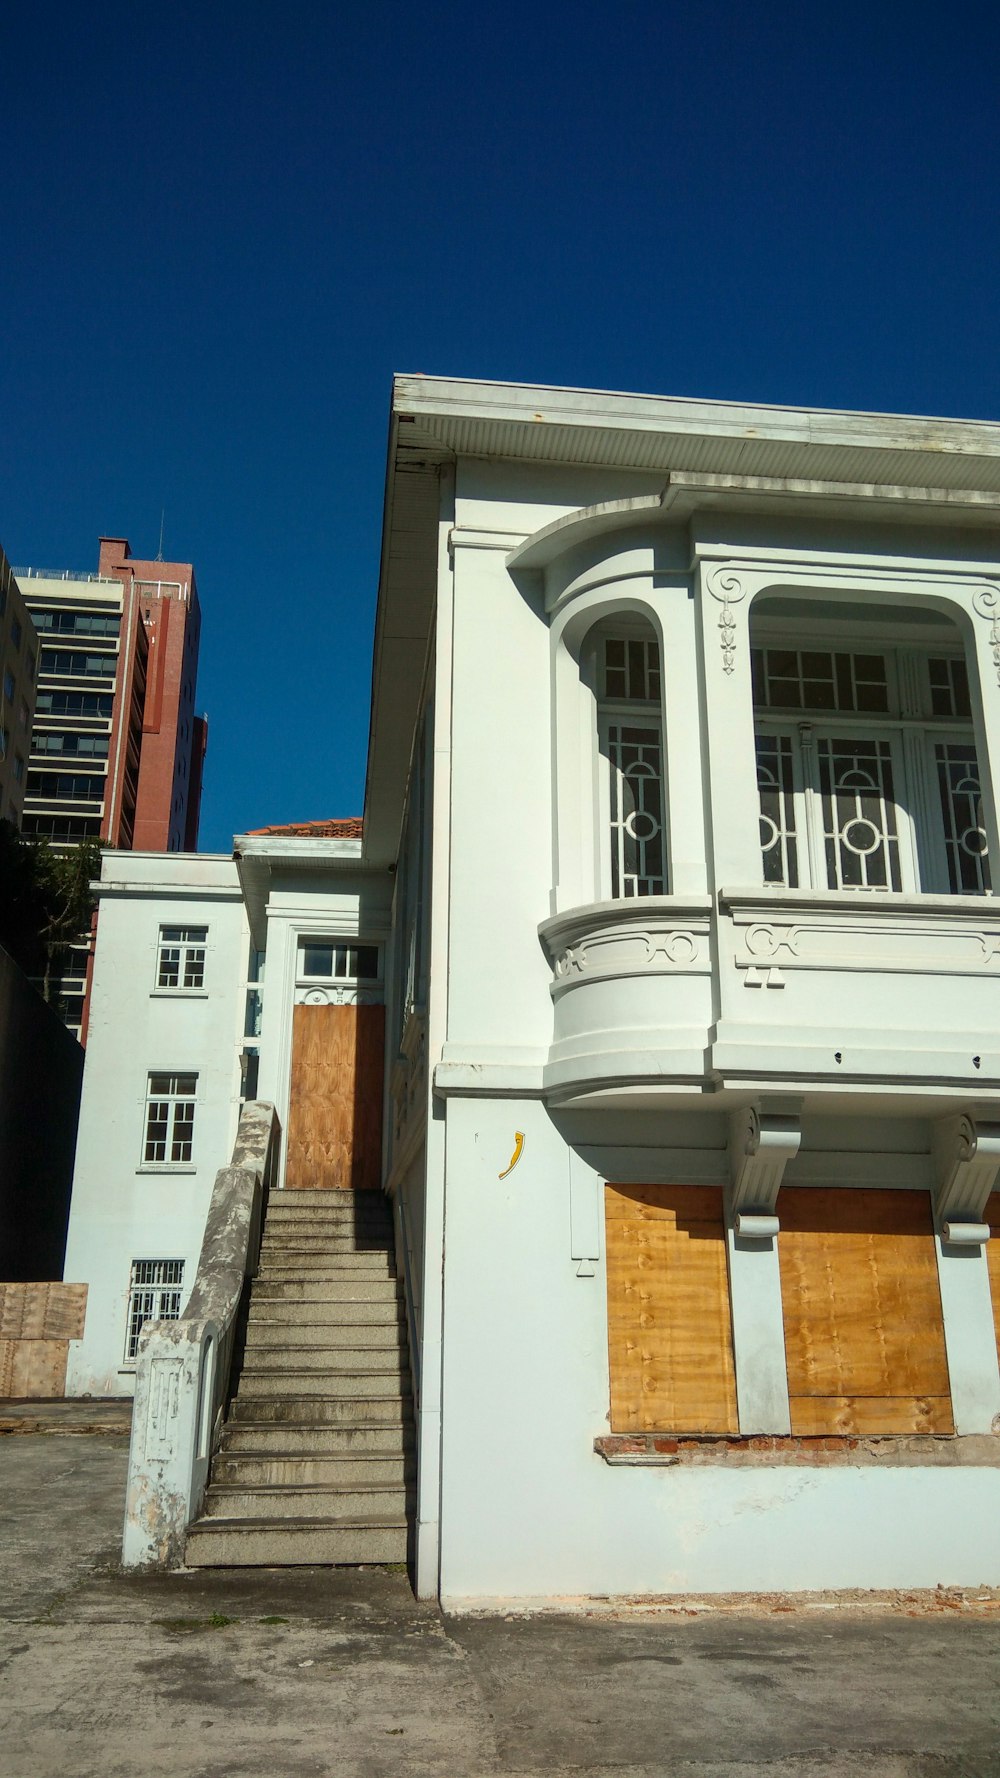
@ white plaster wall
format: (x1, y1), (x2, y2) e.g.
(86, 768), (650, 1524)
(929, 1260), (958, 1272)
(64, 858), (248, 1396)
(436, 1097), (1000, 1602)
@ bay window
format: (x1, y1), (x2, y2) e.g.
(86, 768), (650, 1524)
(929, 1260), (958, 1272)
(752, 626), (990, 896)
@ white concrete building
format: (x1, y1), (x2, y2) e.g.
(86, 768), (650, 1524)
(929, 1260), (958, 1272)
(70, 378), (1000, 1600)
(64, 854), (249, 1395)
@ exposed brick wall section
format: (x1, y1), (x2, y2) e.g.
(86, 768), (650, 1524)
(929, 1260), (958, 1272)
(594, 1433), (1000, 1467)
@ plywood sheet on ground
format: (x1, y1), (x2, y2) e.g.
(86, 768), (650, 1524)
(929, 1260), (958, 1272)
(605, 1184), (737, 1434)
(0, 1340), (70, 1398)
(779, 1187), (953, 1436)
(285, 1004), (384, 1190)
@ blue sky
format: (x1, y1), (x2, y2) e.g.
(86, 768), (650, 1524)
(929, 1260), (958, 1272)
(3, 2), (999, 851)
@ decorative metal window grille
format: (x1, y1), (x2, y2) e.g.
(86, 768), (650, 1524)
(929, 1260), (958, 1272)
(817, 736), (902, 891)
(751, 647), (889, 714)
(935, 742), (991, 894)
(755, 734), (799, 886)
(143, 1074), (197, 1163)
(125, 1258), (184, 1361)
(602, 636), (661, 702)
(157, 927), (207, 989)
(297, 941), (380, 981)
(607, 721), (667, 896)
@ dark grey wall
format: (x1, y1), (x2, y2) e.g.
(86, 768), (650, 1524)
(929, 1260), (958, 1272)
(0, 947), (83, 1280)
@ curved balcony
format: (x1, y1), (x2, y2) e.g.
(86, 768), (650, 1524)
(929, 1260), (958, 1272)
(537, 896), (713, 1102)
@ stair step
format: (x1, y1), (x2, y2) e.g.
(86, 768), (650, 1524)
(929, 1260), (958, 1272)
(231, 1395), (411, 1426)
(213, 1452), (413, 1487)
(220, 1423), (412, 1456)
(265, 1206), (393, 1224)
(240, 1344), (406, 1371)
(185, 1517), (408, 1567)
(203, 1481), (412, 1520)
(267, 1190), (390, 1206)
(245, 1322), (405, 1351)
(251, 1278), (402, 1302)
(248, 1299), (404, 1326)
(258, 1255), (397, 1275)
(237, 1370), (410, 1399)
(262, 1244), (392, 1258)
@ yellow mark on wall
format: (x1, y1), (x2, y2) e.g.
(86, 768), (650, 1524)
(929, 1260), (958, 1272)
(499, 1132), (525, 1179)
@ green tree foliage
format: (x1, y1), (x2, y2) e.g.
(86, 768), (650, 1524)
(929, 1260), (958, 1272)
(0, 820), (102, 998)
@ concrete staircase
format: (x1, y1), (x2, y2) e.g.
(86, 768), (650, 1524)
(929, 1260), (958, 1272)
(185, 1189), (414, 1566)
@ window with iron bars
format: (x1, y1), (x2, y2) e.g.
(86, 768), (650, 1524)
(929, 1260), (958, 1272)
(124, 1258), (185, 1361)
(598, 634), (667, 897)
(143, 1073), (197, 1163)
(156, 926), (207, 990)
(753, 644), (991, 897)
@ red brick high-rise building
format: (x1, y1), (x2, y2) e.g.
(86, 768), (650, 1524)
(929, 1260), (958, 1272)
(97, 537), (207, 852)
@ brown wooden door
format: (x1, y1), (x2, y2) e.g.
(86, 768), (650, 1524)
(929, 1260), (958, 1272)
(284, 1003), (385, 1190)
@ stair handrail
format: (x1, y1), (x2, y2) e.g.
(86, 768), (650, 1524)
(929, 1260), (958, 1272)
(121, 1100), (281, 1567)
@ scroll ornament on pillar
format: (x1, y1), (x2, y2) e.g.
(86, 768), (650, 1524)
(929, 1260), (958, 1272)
(972, 585), (1000, 689)
(727, 1106), (801, 1241)
(932, 1113), (1000, 1243)
(706, 568), (748, 675)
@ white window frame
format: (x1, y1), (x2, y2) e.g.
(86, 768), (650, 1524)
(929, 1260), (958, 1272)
(155, 925), (208, 993)
(141, 1072), (198, 1165)
(593, 629), (669, 901)
(753, 634), (991, 897)
(295, 937), (382, 987)
(124, 1258), (185, 1362)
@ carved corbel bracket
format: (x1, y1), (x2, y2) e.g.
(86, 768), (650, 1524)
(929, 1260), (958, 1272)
(932, 1114), (1000, 1231)
(727, 1107), (801, 1234)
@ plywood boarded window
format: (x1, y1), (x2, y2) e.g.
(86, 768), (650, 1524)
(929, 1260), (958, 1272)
(605, 1184), (737, 1434)
(778, 1187), (953, 1436)
(985, 1192), (1000, 1356)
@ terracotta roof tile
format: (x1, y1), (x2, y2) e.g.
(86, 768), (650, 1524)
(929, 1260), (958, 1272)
(246, 817), (363, 838)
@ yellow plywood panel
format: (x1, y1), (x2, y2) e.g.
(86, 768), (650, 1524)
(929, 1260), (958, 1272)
(790, 1394), (954, 1437)
(779, 1188), (953, 1435)
(605, 1184), (737, 1434)
(285, 1004), (385, 1190)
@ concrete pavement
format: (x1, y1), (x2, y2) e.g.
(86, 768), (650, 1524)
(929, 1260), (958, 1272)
(1, 1429), (999, 1777)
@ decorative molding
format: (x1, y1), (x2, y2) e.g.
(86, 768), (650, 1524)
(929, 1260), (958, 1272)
(725, 899), (1000, 981)
(706, 569), (748, 675)
(539, 900), (713, 992)
(932, 1114), (1000, 1225)
(294, 985), (383, 1007)
(972, 586), (1000, 687)
(727, 1107), (801, 1228)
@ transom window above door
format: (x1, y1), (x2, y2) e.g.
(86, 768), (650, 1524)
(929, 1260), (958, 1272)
(752, 628), (990, 897)
(297, 939), (381, 982)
